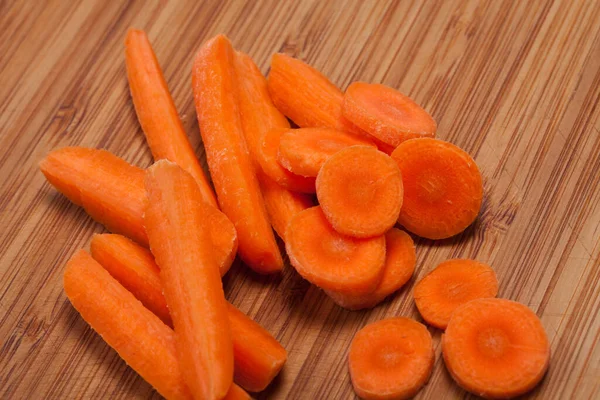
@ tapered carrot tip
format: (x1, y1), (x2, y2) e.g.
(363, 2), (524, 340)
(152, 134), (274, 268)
(391, 138), (483, 240)
(442, 298), (550, 399)
(316, 145), (403, 238)
(285, 206), (385, 295)
(343, 82), (437, 147)
(414, 259), (498, 329)
(349, 318), (434, 400)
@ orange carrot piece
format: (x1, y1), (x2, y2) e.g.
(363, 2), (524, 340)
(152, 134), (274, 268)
(343, 82), (437, 147)
(145, 160), (233, 400)
(277, 128), (375, 177)
(349, 318), (434, 400)
(285, 206), (385, 295)
(125, 29), (217, 207)
(90, 232), (288, 392)
(193, 35), (283, 273)
(325, 229), (415, 310)
(63, 250), (192, 400)
(223, 384), (251, 400)
(414, 259), (498, 330)
(391, 138), (483, 239)
(316, 146), (403, 238)
(442, 298), (550, 399)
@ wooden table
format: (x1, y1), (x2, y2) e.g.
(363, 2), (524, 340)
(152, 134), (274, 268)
(1, 1), (599, 398)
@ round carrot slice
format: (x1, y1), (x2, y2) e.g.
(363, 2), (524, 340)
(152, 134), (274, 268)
(277, 127), (376, 177)
(442, 298), (550, 399)
(349, 318), (434, 400)
(343, 82), (437, 147)
(285, 206), (385, 295)
(326, 229), (416, 310)
(414, 259), (498, 329)
(391, 138), (483, 239)
(316, 146), (403, 238)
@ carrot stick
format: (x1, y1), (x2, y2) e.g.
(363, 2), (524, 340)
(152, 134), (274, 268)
(316, 145), (403, 238)
(285, 206), (385, 295)
(390, 138), (483, 239)
(442, 298), (550, 399)
(325, 229), (415, 310)
(193, 35), (282, 273)
(349, 318), (434, 400)
(125, 29), (218, 208)
(343, 82), (437, 147)
(414, 259), (498, 329)
(90, 232), (288, 392)
(145, 160), (233, 400)
(223, 384), (251, 400)
(40, 147), (238, 273)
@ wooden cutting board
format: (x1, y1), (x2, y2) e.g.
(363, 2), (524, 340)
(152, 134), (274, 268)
(1, 1), (599, 399)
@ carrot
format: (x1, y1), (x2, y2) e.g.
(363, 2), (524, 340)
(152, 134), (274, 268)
(349, 318), (434, 400)
(145, 160), (233, 400)
(193, 35), (283, 274)
(414, 259), (499, 330)
(343, 82), (437, 147)
(325, 229), (415, 310)
(277, 127), (375, 177)
(223, 384), (251, 400)
(442, 298), (550, 399)
(40, 147), (238, 272)
(390, 138), (483, 239)
(90, 232), (288, 392)
(316, 145), (403, 238)
(125, 29), (217, 207)
(285, 206), (385, 295)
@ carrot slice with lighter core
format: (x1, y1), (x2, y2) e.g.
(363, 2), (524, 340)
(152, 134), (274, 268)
(442, 298), (550, 399)
(317, 146), (403, 238)
(343, 82), (436, 147)
(414, 259), (498, 329)
(349, 318), (434, 400)
(286, 206), (385, 295)
(391, 138), (483, 239)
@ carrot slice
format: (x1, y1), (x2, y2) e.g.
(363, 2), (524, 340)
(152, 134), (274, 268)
(442, 298), (550, 399)
(316, 146), (403, 238)
(390, 138), (483, 239)
(277, 128), (375, 177)
(90, 232), (287, 393)
(325, 229), (415, 310)
(414, 259), (498, 330)
(125, 29), (217, 207)
(193, 35), (282, 273)
(349, 318), (434, 400)
(223, 384), (251, 400)
(145, 160), (233, 400)
(285, 206), (385, 295)
(343, 82), (437, 147)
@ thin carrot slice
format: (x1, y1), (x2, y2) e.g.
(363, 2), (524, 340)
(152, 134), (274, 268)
(325, 229), (415, 310)
(316, 146), (403, 238)
(414, 259), (498, 330)
(277, 128), (375, 177)
(442, 298), (550, 399)
(125, 29), (217, 207)
(391, 138), (483, 239)
(349, 318), (434, 400)
(145, 160), (233, 400)
(193, 35), (283, 273)
(343, 82), (437, 147)
(285, 206), (385, 295)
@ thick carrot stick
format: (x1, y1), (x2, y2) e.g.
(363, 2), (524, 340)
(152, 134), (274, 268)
(40, 147), (238, 272)
(125, 29), (217, 208)
(145, 160), (233, 400)
(193, 35), (282, 273)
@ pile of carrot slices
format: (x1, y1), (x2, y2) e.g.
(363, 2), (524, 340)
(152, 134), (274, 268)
(39, 30), (550, 400)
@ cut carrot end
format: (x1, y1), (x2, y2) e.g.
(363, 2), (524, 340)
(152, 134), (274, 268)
(349, 318), (434, 400)
(316, 146), (403, 238)
(442, 298), (550, 399)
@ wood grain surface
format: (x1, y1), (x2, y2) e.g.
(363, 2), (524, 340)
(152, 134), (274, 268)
(1, 0), (599, 399)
